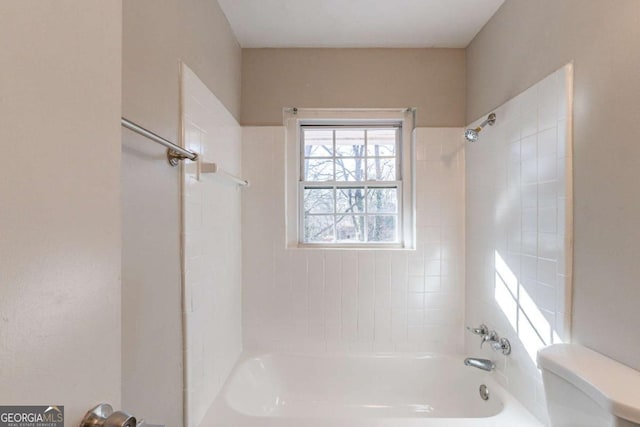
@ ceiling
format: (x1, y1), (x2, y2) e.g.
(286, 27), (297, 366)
(217, 0), (505, 48)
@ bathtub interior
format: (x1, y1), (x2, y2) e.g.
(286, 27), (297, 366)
(224, 354), (504, 418)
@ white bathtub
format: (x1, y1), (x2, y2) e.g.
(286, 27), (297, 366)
(200, 353), (542, 427)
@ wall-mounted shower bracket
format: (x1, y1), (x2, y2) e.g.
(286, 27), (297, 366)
(486, 113), (496, 126)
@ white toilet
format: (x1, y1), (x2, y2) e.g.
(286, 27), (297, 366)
(538, 344), (640, 427)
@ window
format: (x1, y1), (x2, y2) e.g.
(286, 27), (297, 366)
(285, 109), (415, 249)
(301, 126), (401, 244)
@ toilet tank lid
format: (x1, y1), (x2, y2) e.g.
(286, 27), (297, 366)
(537, 344), (640, 424)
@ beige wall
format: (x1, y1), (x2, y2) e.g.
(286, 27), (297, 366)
(121, 1), (241, 426)
(467, 0), (640, 370)
(0, 1), (122, 425)
(241, 48), (466, 127)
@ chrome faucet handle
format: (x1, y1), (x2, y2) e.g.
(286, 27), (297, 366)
(491, 337), (512, 355)
(466, 324), (489, 336)
(480, 330), (498, 348)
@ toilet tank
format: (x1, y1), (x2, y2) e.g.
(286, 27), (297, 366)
(538, 344), (640, 427)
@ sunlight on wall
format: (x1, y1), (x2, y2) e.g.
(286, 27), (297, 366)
(494, 251), (562, 362)
(466, 64), (573, 422)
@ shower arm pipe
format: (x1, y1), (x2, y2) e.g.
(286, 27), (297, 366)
(121, 117), (199, 166)
(474, 113), (497, 131)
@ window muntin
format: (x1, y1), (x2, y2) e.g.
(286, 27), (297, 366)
(300, 126), (402, 245)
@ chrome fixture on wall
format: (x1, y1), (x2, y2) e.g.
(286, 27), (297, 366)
(479, 384), (490, 401)
(464, 112), (496, 142)
(466, 324), (511, 355)
(464, 357), (496, 372)
(483, 333), (512, 355)
(466, 324), (489, 336)
(121, 117), (199, 166)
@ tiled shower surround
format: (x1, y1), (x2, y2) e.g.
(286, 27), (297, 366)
(242, 127), (465, 354)
(465, 65), (573, 422)
(241, 66), (571, 426)
(182, 65), (243, 427)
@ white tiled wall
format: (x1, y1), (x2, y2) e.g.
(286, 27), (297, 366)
(182, 65), (243, 427)
(242, 127), (465, 354)
(465, 64), (573, 422)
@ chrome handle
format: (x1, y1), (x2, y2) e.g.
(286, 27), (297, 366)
(467, 325), (511, 355)
(466, 324), (489, 336)
(480, 330), (498, 348)
(491, 337), (512, 355)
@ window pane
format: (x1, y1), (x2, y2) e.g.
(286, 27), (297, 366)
(336, 215), (365, 242)
(336, 187), (365, 214)
(305, 215), (334, 243)
(367, 215), (398, 242)
(335, 129), (365, 157)
(335, 158), (366, 181)
(304, 158), (334, 181)
(304, 129), (333, 157)
(366, 188), (398, 213)
(367, 129), (397, 156)
(300, 124), (405, 247)
(367, 158), (396, 181)
(304, 188), (334, 214)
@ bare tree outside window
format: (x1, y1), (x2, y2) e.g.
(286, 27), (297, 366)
(301, 127), (400, 245)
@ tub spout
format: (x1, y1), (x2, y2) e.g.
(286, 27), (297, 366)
(464, 357), (495, 372)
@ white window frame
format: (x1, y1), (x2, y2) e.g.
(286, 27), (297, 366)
(285, 108), (416, 249)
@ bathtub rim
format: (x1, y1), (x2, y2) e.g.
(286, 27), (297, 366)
(207, 351), (543, 426)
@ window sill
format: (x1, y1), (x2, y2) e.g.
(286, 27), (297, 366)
(287, 244), (415, 251)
